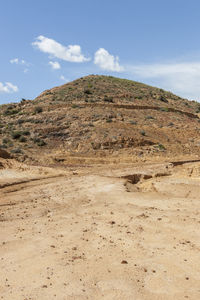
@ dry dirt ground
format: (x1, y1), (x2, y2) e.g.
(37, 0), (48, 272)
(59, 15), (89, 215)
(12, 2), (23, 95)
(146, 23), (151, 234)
(0, 161), (200, 300)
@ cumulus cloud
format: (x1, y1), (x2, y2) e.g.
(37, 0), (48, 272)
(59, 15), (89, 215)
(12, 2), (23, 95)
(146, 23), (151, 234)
(127, 62), (200, 100)
(0, 82), (19, 93)
(49, 61), (61, 70)
(94, 48), (124, 72)
(32, 35), (90, 63)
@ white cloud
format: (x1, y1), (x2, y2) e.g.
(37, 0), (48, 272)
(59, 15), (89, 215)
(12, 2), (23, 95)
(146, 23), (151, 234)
(10, 58), (19, 64)
(10, 58), (29, 65)
(127, 62), (200, 100)
(94, 48), (124, 72)
(60, 75), (69, 82)
(0, 82), (19, 93)
(49, 61), (61, 70)
(32, 35), (90, 63)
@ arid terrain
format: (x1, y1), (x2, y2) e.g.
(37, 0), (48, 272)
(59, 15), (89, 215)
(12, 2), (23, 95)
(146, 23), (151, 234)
(0, 75), (200, 164)
(0, 75), (200, 299)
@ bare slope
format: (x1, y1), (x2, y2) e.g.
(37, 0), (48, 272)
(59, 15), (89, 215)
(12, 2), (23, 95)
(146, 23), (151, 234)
(1, 161), (200, 299)
(0, 75), (200, 165)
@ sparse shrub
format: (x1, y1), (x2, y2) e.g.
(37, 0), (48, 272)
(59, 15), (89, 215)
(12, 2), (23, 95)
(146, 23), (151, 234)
(4, 108), (19, 116)
(11, 148), (22, 154)
(157, 144), (166, 151)
(106, 119), (113, 123)
(18, 111), (26, 116)
(33, 137), (46, 146)
(88, 123), (94, 127)
(159, 95), (168, 103)
(104, 95), (113, 103)
(11, 131), (21, 139)
(34, 106), (43, 113)
(140, 130), (146, 136)
(145, 115), (154, 120)
(0, 144), (7, 149)
(195, 107), (200, 113)
(130, 120), (137, 125)
(33, 119), (43, 124)
(84, 89), (92, 95)
(2, 138), (13, 146)
(3, 138), (9, 144)
(22, 130), (30, 136)
(19, 136), (27, 143)
(37, 139), (46, 146)
(2, 138), (12, 147)
(160, 107), (169, 112)
(8, 141), (13, 147)
(17, 119), (25, 124)
(71, 104), (79, 108)
(33, 137), (41, 144)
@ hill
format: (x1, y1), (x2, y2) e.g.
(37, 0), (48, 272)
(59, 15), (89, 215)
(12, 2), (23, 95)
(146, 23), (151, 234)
(0, 75), (200, 165)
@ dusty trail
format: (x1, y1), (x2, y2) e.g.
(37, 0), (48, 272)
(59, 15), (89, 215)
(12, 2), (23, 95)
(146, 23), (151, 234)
(0, 162), (200, 299)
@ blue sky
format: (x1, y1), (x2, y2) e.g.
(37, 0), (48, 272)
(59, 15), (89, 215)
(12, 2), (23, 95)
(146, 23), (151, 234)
(1, 0), (200, 104)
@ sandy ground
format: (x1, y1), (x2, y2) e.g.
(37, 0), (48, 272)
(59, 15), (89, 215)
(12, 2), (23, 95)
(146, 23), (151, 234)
(0, 161), (200, 300)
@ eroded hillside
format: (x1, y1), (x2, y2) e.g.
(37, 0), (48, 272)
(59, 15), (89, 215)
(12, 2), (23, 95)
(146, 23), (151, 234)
(0, 75), (200, 165)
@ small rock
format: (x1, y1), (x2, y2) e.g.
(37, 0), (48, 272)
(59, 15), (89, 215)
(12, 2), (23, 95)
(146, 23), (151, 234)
(121, 260), (128, 264)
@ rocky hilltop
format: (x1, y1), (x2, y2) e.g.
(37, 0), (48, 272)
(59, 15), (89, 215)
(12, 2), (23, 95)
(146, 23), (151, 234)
(0, 75), (200, 165)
